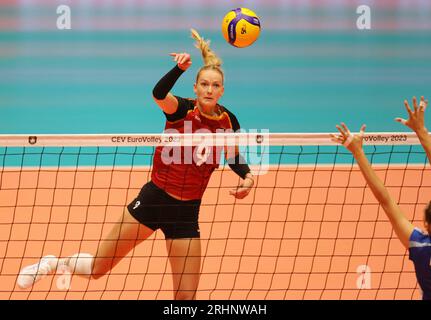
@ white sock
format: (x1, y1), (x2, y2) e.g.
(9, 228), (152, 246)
(67, 253), (94, 277)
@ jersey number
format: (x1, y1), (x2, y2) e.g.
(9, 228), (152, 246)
(195, 144), (210, 166)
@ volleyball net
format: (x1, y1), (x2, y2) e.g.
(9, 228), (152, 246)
(0, 132), (428, 300)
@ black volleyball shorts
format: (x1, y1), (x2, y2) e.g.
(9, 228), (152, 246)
(127, 181), (201, 239)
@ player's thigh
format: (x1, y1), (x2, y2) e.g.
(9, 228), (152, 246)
(166, 238), (201, 298)
(93, 210), (154, 275)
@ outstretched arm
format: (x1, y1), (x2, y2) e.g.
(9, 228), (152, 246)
(395, 96), (431, 165)
(152, 53), (192, 114)
(331, 123), (414, 249)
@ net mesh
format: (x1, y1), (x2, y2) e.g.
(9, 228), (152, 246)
(0, 132), (428, 300)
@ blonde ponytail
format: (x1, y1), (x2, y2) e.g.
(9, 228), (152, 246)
(191, 28), (222, 67)
(191, 28), (224, 82)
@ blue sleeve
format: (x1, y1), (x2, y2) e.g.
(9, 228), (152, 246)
(409, 228), (430, 262)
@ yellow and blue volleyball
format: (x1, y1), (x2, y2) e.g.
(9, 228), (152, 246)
(221, 8), (261, 48)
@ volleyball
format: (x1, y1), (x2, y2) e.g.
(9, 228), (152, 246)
(221, 8), (261, 48)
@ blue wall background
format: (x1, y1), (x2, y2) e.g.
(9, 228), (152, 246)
(0, 0), (430, 134)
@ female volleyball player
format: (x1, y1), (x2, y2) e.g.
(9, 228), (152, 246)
(17, 29), (254, 300)
(331, 96), (431, 300)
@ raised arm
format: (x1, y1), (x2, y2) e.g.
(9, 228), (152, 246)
(395, 96), (431, 165)
(331, 123), (414, 249)
(152, 53), (192, 114)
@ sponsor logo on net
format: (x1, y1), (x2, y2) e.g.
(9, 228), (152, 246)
(111, 136), (162, 144)
(28, 136), (37, 145)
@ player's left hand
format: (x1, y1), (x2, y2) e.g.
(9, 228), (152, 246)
(229, 176), (254, 199)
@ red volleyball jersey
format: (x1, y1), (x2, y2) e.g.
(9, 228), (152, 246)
(151, 96), (241, 200)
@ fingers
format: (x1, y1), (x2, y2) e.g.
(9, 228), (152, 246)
(395, 117), (407, 125)
(335, 122), (352, 147)
(413, 96), (418, 112)
(331, 132), (347, 146)
(178, 53), (190, 65)
(341, 122), (351, 136)
(229, 188), (250, 199)
(335, 125), (345, 136)
(332, 123), (365, 147)
(330, 133), (342, 144)
(235, 191), (249, 199)
(169, 52), (179, 63)
(359, 124), (366, 135)
(230, 190), (241, 198)
(229, 188), (240, 197)
(330, 133), (346, 145)
(419, 96), (428, 111)
(169, 52), (191, 65)
(334, 124), (348, 143)
(404, 100), (413, 116)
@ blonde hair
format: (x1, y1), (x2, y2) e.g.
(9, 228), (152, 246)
(190, 28), (224, 82)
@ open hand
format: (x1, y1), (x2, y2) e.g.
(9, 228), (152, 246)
(169, 52), (192, 71)
(395, 96), (428, 134)
(331, 123), (366, 155)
